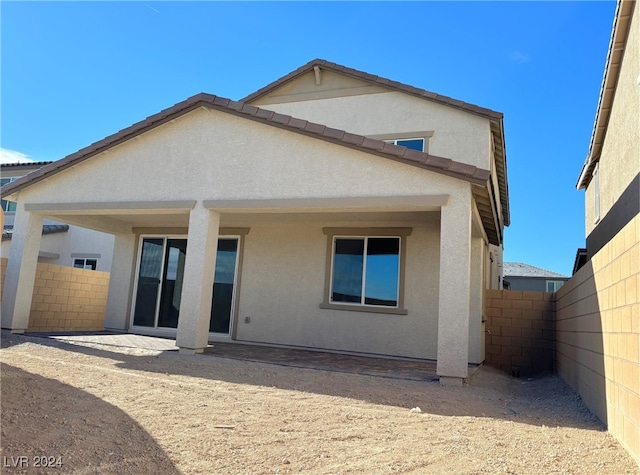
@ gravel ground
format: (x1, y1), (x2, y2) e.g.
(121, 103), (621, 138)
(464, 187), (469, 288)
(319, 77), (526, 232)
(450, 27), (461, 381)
(1, 334), (638, 475)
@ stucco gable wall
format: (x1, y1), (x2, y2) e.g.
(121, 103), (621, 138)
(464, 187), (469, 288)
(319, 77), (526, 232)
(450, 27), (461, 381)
(585, 3), (640, 234)
(16, 107), (468, 205)
(253, 90), (492, 170)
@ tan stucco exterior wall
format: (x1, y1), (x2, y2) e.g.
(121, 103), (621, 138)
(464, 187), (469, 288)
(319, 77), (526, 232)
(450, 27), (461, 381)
(234, 216), (441, 359)
(0, 257), (109, 331)
(556, 214), (639, 466)
(253, 90), (492, 170)
(5, 105), (487, 367)
(14, 107), (471, 206)
(585, 3), (640, 233)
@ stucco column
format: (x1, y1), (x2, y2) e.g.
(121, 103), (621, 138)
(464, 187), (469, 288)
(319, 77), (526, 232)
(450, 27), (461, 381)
(468, 237), (485, 364)
(1, 209), (44, 332)
(104, 232), (137, 330)
(176, 204), (220, 354)
(437, 189), (472, 386)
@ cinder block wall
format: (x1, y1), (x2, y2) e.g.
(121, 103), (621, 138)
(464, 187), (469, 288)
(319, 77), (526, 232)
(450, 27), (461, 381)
(0, 258), (110, 332)
(485, 289), (555, 377)
(556, 215), (639, 466)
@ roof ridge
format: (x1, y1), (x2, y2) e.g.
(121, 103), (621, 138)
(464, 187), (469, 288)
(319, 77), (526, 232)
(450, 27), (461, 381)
(1, 93), (491, 200)
(240, 58), (503, 120)
(504, 262), (568, 278)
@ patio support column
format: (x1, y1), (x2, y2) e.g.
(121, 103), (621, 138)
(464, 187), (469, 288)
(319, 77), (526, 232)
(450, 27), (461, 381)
(176, 203), (220, 354)
(468, 236), (485, 364)
(104, 232), (137, 330)
(437, 187), (472, 386)
(1, 208), (43, 332)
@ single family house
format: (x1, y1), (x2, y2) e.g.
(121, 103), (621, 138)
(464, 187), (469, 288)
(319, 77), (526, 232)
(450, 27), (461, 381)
(1, 161), (115, 271)
(1, 60), (509, 385)
(503, 262), (569, 292)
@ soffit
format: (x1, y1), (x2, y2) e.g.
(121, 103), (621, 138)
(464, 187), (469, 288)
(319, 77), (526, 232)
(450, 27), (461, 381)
(577, 0), (636, 190)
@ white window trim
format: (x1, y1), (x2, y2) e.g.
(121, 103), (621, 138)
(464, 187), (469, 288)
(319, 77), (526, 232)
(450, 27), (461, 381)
(546, 280), (565, 292)
(73, 257), (98, 270)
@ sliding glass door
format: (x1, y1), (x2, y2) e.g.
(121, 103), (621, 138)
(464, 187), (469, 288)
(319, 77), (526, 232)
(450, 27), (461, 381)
(132, 237), (187, 329)
(132, 236), (240, 336)
(209, 238), (239, 336)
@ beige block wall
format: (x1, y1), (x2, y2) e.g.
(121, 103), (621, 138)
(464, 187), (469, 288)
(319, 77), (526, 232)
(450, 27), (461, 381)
(485, 289), (555, 377)
(556, 214), (639, 466)
(0, 257), (110, 332)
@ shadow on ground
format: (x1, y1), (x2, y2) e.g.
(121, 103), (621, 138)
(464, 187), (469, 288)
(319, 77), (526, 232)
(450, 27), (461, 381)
(2, 333), (604, 432)
(0, 363), (179, 475)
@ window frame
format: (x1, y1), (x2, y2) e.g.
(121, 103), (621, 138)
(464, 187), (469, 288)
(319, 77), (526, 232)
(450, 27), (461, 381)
(1, 177), (18, 212)
(593, 163), (600, 224)
(73, 258), (98, 270)
(320, 227), (411, 315)
(385, 138), (426, 152)
(368, 131), (434, 154)
(546, 280), (565, 292)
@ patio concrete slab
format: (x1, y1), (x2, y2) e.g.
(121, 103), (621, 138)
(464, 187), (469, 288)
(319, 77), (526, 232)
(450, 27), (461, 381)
(19, 331), (443, 381)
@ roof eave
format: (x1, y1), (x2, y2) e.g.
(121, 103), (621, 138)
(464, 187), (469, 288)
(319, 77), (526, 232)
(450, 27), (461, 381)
(577, 0), (635, 190)
(0, 94), (491, 198)
(242, 58), (509, 228)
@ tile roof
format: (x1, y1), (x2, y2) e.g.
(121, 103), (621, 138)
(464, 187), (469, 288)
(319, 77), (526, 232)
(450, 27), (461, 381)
(577, 0), (636, 189)
(0, 93), (491, 200)
(1, 161), (54, 169)
(2, 224), (69, 241)
(241, 59), (510, 226)
(242, 59), (503, 120)
(503, 262), (569, 279)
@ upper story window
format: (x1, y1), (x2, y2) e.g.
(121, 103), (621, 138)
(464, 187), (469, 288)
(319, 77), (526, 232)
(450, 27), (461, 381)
(593, 163), (600, 223)
(386, 138), (425, 152)
(1, 177), (17, 212)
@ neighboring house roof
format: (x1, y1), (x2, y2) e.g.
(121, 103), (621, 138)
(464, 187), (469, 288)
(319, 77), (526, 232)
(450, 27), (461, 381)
(577, 0), (636, 189)
(503, 262), (569, 279)
(2, 224), (69, 241)
(0, 93), (491, 192)
(1, 161), (54, 170)
(241, 59), (510, 226)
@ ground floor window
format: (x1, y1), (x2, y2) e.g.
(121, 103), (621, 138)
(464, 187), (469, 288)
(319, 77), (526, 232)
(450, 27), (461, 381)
(332, 237), (400, 307)
(321, 228), (411, 314)
(73, 258), (97, 270)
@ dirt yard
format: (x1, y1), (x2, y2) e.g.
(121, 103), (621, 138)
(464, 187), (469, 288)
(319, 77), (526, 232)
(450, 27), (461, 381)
(1, 334), (637, 475)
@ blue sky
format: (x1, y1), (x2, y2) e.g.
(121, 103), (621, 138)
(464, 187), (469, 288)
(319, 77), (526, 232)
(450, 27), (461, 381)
(1, 1), (617, 276)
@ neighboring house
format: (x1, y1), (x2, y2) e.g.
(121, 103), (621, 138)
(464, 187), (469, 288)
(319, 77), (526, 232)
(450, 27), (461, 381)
(503, 262), (569, 292)
(557, 0), (639, 465)
(1, 162), (114, 271)
(0, 60), (509, 385)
